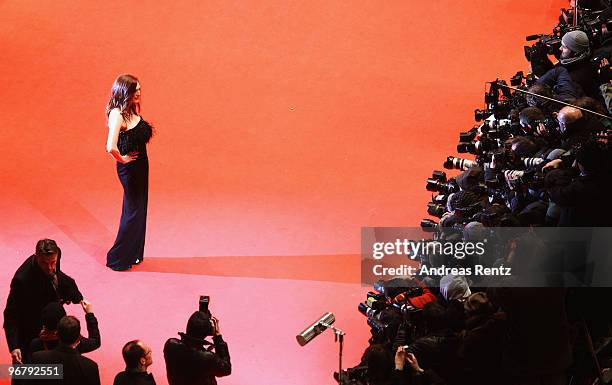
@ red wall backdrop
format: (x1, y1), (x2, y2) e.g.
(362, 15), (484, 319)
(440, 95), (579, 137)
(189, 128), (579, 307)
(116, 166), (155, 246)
(0, 1), (564, 384)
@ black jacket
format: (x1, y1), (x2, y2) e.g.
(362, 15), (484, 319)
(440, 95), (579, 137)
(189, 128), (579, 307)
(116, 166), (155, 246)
(537, 66), (584, 102)
(164, 335), (231, 385)
(495, 287), (572, 376)
(406, 330), (459, 384)
(3, 250), (83, 359)
(458, 314), (506, 385)
(561, 59), (598, 98)
(29, 312), (101, 359)
(545, 168), (612, 226)
(113, 369), (157, 385)
(30, 345), (100, 385)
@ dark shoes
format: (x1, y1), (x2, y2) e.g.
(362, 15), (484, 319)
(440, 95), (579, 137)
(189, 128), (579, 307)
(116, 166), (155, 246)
(107, 258), (142, 271)
(108, 264), (132, 271)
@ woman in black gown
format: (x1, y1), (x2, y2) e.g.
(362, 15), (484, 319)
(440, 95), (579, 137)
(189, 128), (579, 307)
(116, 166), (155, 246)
(105, 74), (153, 271)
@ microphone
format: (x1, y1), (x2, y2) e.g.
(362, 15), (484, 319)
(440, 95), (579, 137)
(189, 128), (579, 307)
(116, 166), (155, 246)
(296, 312), (335, 346)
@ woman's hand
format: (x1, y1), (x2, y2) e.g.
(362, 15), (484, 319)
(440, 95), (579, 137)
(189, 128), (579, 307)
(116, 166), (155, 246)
(120, 152), (139, 164)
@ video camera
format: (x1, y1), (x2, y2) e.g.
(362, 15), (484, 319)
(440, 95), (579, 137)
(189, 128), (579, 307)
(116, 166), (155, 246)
(357, 278), (428, 345)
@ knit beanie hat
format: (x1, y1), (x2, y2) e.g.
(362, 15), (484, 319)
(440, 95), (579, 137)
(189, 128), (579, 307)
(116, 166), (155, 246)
(561, 30), (590, 54)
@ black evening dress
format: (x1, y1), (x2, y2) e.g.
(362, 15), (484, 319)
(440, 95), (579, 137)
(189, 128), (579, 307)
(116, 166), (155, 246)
(107, 117), (153, 271)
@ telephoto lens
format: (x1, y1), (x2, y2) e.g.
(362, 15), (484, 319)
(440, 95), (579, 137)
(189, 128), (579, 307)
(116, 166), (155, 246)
(444, 156), (477, 171)
(523, 157), (544, 168)
(358, 303), (378, 318)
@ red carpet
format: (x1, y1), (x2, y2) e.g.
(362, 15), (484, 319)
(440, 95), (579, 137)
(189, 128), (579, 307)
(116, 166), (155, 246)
(0, 1), (563, 384)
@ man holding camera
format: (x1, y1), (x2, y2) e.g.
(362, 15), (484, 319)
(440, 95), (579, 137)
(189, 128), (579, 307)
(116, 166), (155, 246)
(164, 311), (231, 385)
(557, 30), (596, 97)
(3, 239), (83, 365)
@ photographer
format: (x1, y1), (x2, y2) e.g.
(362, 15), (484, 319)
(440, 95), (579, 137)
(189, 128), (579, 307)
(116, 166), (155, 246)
(29, 300), (100, 359)
(458, 292), (505, 385)
(525, 84), (563, 115)
(3, 239), (83, 364)
(403, 302), (459, 384)
(438, 190), (484, 232)
(536, 65), (585, 102)
(359, 344), (395, 385)
(545, 140), (612, 226)
(557, 106), (604, 148)
(559, 30), (597, 97)
(519, 106), (550, 137)
(575, 96), (612, 130)
(164, 311), (231, 385)
(393, 347), (447, 385)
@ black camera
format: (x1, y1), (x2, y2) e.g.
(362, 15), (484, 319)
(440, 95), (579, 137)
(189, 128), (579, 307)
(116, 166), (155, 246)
(199, 295), (210, 315)
(420, 218), (439, 232)
(334, 366), (368, 385)
(460, 127), (479, 142)
(475, 109), (493, 122)
(457, 138), (500, 154)
(428, 195), (448, 218)
(518, 169), (546, 189)
(510, 71), (537, 87)
(426, 171), (460, 194)
(534, 117), (559, 135)
(524, 37), (561, 62)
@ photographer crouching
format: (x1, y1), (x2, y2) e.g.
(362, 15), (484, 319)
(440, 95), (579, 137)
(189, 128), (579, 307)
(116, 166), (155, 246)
(163, 297), (231, 385)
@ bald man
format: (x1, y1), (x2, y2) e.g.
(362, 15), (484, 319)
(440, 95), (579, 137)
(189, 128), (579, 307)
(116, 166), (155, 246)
(557, 106), (583, 137)
(114, 340), (156, 385)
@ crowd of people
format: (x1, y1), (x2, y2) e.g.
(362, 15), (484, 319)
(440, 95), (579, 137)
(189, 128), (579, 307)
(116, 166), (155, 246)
(3, 239), (231, 385)
(349, 1), (612, 384)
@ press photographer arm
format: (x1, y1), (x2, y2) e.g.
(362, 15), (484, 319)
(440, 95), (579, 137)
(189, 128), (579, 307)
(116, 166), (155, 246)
(394, 347), (448, 385)
(209, 317), (232, 377)
(77, 300), (101, 353)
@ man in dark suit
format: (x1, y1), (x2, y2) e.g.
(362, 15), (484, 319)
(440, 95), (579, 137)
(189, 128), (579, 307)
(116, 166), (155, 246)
(114, 340), (157, 385)
(30, 315), (100, 385)
(3, 239), (83, 364)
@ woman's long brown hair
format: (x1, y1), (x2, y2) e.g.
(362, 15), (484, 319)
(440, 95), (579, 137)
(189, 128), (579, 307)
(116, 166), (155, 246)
(105, 74), (140, 123)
